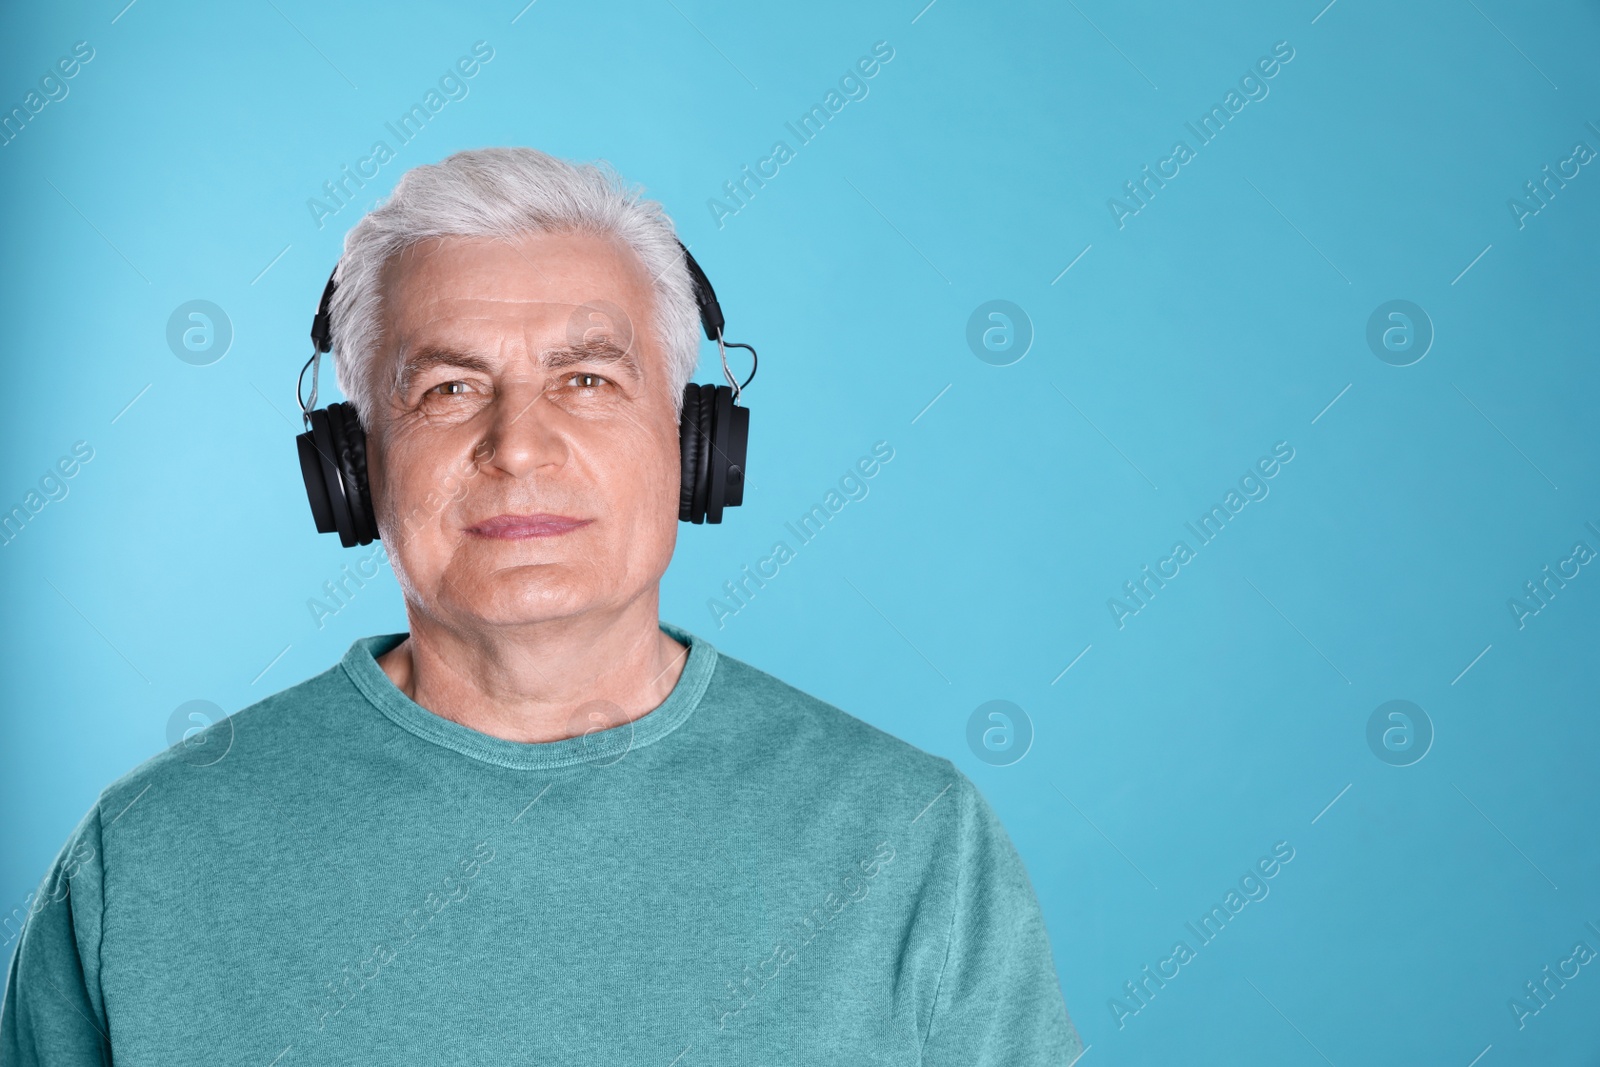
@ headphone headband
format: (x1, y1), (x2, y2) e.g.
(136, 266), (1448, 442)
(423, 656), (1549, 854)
(310, 271), (337, 355)
(309, 238), (725, 354)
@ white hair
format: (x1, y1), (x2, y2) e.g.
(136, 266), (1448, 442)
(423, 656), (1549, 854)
(327, 146), (702, 428)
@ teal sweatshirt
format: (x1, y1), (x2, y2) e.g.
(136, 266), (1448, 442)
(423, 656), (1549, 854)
(2, 621), (1083, 1064)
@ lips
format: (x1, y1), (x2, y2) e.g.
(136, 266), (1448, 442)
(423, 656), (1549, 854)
(465, 514), (592, 539)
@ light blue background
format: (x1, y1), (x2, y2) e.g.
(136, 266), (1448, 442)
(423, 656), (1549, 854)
(3, 0), (1597, 1062)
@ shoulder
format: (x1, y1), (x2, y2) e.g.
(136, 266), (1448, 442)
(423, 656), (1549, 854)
(703, 645), (953, 775)
(94, 657), (353, 831)
(697, 642), (969, 828)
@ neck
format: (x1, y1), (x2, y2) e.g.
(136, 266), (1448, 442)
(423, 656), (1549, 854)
(375, 592), (689, 744)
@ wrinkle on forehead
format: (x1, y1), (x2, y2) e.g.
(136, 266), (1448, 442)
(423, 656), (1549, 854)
(374, 231), (661, 402)
(386, 230), (643, 293)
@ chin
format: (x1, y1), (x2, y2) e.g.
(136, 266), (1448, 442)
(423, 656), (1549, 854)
(454, 567), (607, 625)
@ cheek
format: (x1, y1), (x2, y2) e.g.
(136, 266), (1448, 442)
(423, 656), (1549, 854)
(369, 437), (473, 557)
(594, 419), (682, 569)
(620, 433), (682, 538)
(591, 410), (680, 509)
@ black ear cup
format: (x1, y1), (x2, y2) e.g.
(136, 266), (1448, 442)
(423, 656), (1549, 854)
(678, 383), (702, 523)
(329, 403), (378, 545)
(296, 401), (379, 547)
(724, 396), (749, 510)
(296, 411), (337, 537)
(678, 381), (750, 524)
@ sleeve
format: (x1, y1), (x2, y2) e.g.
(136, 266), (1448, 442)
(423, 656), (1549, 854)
(0, 798), (111, 1065)
(919, 770), (1084, 1065)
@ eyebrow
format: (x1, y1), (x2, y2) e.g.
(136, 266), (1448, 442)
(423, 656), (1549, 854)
(393, 345), (494, 397)
(393, 338), (642, 397)
(542, 337), (642, 377)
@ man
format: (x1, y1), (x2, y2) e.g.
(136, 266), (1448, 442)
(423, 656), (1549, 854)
(1, 147), (1083, 1063)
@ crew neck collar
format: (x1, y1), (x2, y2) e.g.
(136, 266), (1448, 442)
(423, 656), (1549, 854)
(339, 620), (718, 771)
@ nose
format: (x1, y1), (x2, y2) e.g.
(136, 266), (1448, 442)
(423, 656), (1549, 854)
(481, 377), (568, 480)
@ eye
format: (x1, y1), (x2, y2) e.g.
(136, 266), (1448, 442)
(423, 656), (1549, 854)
(566, 372), (611, 389)
(428, 380), (472, 396)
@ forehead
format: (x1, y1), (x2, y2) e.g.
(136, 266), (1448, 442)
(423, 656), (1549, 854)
(379, 230), (656, 344)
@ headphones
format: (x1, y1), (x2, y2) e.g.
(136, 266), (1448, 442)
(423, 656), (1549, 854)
(295, 238), (756, 547)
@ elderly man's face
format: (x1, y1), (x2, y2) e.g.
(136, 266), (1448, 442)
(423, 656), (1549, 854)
(365, 231), (681, 630)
